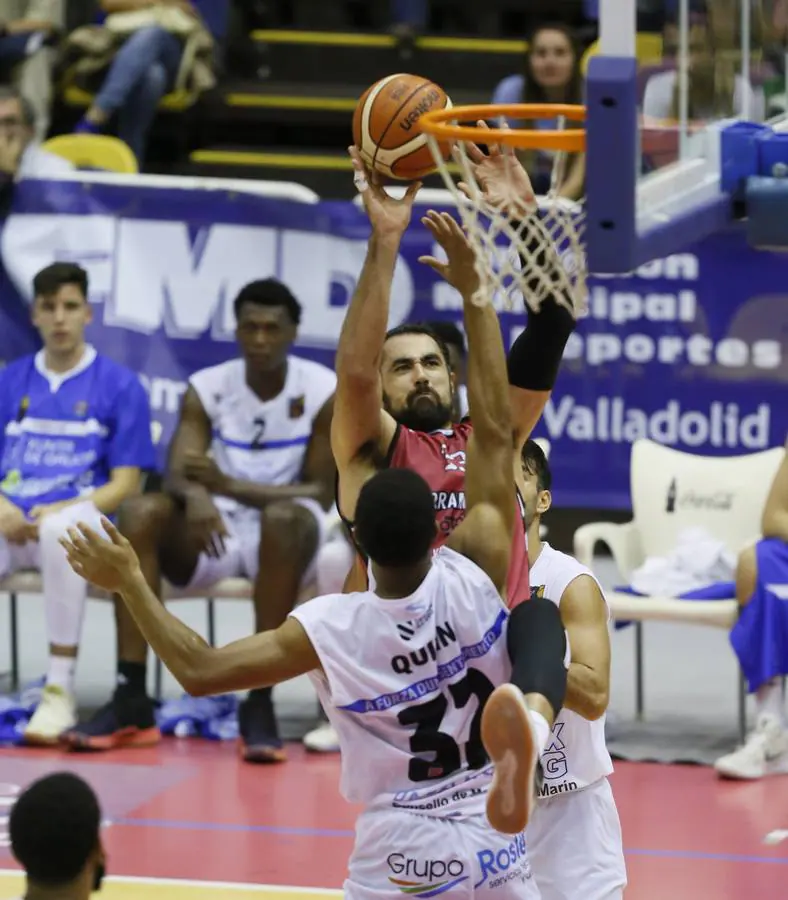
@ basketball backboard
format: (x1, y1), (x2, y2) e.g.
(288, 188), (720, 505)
(585, 0), (788, 273)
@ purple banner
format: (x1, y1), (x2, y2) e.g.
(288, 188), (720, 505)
(0, 178), (784, 509)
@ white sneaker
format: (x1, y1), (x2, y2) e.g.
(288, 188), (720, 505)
(24, 685), (77, 746)
(303, 721), (340, 753)
(714, 713), (788, 780)
(481, 684), (538, 835)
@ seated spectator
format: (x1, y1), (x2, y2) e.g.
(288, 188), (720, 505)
(64, 0), (219, 165)
(491, 23), (585, 199)
(65, 279), (337, 763)
(9, 772), (106, 900)
(715, 436), (788, 780)
(0, 0), (63, 141)
(0, 262), (154, 744)
(0, 85), (74, 201)
(642, 22), (766, 123)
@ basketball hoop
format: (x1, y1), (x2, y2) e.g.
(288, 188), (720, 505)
(420, 103), (587, 316)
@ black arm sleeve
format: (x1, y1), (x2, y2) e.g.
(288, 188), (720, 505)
(507, 229), (576, 391)
(0, 172), (14, 219)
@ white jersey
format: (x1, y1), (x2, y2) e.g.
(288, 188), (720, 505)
(189, 356), (336, 520)
(529, 542), (614, 796)
(290, 547), (511, 819)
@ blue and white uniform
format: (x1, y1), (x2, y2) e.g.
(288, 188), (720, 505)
(185, 356), (336, 588)
(528, 542), (626, 900)
(0, 346), (154, 515)
(0, 345), (154, 647)
(291, 547), (540, 900)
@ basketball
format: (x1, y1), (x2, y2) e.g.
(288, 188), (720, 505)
(352, 73), (452, 181)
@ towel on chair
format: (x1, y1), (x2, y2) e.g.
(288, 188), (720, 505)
(630, 526), (737, 597)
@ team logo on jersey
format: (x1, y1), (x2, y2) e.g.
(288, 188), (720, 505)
(397, 607), (432, 641)
(441, 444), (466, 473)
(74, 401), (88, 416)
(387, 854), (468, 897)
(16, 396), (29, 422)
(390, 621), (457, 675)
(396, 603), (434, 640)
(288, 395), (305, 419)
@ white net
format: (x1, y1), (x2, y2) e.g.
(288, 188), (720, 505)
(424, 123), (587, 318)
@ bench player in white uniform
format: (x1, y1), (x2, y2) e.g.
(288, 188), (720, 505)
(518, 440), (627, 900)
(65, 279), (336, 762)
(62, 282), (572, 898)
(0, 262), (154, 745)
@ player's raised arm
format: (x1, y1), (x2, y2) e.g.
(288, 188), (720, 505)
(459, 123), (576, 447)
(331, 149), (421, 470)
(421, 213), (513, 594)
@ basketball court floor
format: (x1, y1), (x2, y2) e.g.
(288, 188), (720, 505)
(2, 7), (787, 897)
(1, 739), (787, 900)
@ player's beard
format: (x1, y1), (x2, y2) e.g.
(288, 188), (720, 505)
(384, 388), (454, 433)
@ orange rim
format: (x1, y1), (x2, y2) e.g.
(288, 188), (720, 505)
(420, 103), (586, 152)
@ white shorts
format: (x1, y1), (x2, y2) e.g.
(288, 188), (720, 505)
(0, 499), (104, 578)
(527, 777), (626, 900)
(187, 498), (329, 590)
(346, 809), (541, 900)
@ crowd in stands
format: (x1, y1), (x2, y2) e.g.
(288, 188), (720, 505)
(0, 1), (785, 182)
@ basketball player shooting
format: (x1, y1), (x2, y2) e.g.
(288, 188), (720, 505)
(59, 279), (569, 897)
(336, 133), (575, 605)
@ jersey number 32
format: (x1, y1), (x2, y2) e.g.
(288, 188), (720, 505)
(398, 668), (495, 782)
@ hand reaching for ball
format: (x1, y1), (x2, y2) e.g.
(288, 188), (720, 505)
(455, 120), (537, 220)
(350, 146), (422, 244)
(418, 211), (481, 304)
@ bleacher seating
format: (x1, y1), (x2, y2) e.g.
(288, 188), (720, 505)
(50, 1), (606, 196)
(182, 29), (530, 196)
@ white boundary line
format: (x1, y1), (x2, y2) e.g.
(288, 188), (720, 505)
(0, 869), (341, 894)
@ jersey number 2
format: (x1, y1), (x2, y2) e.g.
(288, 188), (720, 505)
(397, 667), (494, 782)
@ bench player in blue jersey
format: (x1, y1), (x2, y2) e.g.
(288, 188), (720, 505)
(716, 435), (788, 780)
(0, 262), (154, 744)
(65, 279), (337, 762)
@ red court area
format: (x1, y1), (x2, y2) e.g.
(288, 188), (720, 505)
(1, 740), (787, 898)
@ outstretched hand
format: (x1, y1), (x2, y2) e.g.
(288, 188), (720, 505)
(60, 518), (142, 593)
(350, 146), (422, 241)
(455, 120), (537, 219)
(418, 210), (482, 302)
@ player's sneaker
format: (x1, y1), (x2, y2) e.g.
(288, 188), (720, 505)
(303, 721), (340, 753)
(23, 685), (77, 745)
(714, 713), (788, 780)
(481, 683), (538, 835)
(63, 691), (160, 751)
(238, 691), (286, 763)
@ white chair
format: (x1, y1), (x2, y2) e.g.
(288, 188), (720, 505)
(574, 439), (784, 742)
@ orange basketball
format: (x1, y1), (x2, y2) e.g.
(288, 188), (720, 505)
(352, 73), (452, 181)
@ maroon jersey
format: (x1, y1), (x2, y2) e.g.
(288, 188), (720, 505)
(388, 421), (530, 609)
